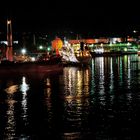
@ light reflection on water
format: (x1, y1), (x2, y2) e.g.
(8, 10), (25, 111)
(62, 66), (90, 98)
(0, 54), (140, 139)
(20, 76), (29, 126)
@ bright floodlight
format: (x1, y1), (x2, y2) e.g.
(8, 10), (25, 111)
(31, 57), (35, 61)
(21, 48), (26, 55)
(133, 30), (137, 33)
(39, 45), (43, 49)
(7, 20), (11, 24)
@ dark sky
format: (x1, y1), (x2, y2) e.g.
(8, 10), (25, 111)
(0, 1), (140, 37)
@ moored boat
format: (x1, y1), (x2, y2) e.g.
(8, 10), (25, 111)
(0, 60), (63, 77)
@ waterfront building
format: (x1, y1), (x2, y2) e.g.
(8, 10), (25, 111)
(67, 37), (138, 55)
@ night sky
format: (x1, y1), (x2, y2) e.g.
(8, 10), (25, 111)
(0, 1), (140, 37)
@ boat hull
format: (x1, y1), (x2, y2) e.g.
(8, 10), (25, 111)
(76, 56), (92, 64)
(0, 62), (63, 78)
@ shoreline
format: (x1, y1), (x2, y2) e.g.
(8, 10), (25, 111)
(90, 52), (137, 57)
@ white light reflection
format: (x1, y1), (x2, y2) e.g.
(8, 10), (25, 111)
(98, 57), (105, 95)
(91, 58), (95, 95)
(109, 57), (114, 91)
(119, 57), (123, 86)
(44, 78), (52, 98)
(20, 76), (29, 94)
(20, 76), (29, 122)
(94, 57), (106, 106)
(126, 55), (132, 103)
(44, 77), (53, 129)
(99, 57), (105, 106)
(125, 55), (131, 89)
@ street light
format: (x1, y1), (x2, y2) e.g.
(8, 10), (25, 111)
(133, 30), (137, 33)
(39, 45), (43, 50)
(21, 48), (26, 55)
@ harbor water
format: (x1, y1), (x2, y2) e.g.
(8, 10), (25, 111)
(0, 54), (140, 139)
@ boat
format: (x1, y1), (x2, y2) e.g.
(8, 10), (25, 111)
(76, 55), (91, 64)
(75, 49), (92, 65)
(0, 59), (63, 77)
(59, 45), (92, 66)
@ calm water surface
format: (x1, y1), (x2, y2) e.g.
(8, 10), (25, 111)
(0, 54), (140, 139)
